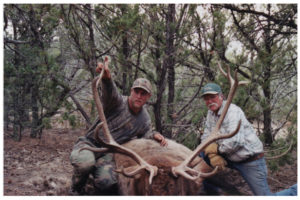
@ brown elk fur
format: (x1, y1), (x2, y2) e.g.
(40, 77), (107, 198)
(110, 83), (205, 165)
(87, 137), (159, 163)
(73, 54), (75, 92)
(114, 138), (212, 195)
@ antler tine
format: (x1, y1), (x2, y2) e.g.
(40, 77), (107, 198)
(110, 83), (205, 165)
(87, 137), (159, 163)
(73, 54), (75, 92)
(239, 80), (250, 86)
(92, 57), (116, 144)
(172, 166), (201, 181)
(228, 65), (235, 86)
(115, 166), (144, 178)
(217, 62), (227, 77)
(172, 164), (219, 181)
(218, 62), (234, 85)
(92, 77), (116, 144)
(218, 61), (249, 87)
(79, 122), (109, 153)
(198, 167), (219, 178)
(79, 57), (158, 185)
(215, 66), (238, 130)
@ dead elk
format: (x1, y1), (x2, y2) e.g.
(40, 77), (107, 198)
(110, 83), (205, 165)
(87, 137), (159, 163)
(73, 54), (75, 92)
(114, 138), (211, 195)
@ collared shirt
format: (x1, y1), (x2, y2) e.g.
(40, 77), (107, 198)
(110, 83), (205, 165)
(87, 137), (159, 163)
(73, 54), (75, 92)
(201, 100), (263, 162)
(85, 79), (154, 146)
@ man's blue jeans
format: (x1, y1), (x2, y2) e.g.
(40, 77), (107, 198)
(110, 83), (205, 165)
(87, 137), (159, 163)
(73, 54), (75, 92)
(275, 184), (297, 196)
(200, 152), (297, 196)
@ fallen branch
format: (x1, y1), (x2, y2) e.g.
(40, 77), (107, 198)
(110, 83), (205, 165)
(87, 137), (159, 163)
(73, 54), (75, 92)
(265, 140), (294, 160)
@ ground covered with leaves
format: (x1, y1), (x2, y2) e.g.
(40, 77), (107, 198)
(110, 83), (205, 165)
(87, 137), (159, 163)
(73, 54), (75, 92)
(3, 128), (297, 196)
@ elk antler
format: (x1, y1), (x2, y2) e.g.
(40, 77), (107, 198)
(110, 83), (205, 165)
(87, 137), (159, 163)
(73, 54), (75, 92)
(171, 62), (248, 181)
(80, 57), (158, 184)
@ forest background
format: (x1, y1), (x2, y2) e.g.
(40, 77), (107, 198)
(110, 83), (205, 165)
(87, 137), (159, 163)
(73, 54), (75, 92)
(2, 3), (298, 195)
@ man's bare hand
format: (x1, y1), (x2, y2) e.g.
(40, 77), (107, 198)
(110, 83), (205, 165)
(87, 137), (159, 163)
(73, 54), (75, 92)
(153, 132), (168, 147)
(95, 56), (111, 80)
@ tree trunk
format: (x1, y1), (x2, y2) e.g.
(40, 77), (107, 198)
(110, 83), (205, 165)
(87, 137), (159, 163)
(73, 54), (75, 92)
(166, 4), (176, 139)
(121, 31), (132, 95)
(12, 88), (22, 141)
(262, 5), (273, 145)
(12, 20), (22, 141)
(154, 101), (163, 134)
(263, 104), (273, 145)
(4, 92), (10, 131)
(120, 5), (132, 95)
(70, 93), (91, 127)
(262, 68), (273, 145)
(87, 4), (97, 78)
(30, 84), (39, 138)
(153, 39), (166, 134)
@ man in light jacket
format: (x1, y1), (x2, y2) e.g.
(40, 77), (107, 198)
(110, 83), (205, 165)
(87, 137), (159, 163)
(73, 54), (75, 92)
(199, 83), (297, 196)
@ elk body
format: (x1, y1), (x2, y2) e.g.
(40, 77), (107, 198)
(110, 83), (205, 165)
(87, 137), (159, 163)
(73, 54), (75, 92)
(114, 138), (211, 195)
(80, 58), (244, 195)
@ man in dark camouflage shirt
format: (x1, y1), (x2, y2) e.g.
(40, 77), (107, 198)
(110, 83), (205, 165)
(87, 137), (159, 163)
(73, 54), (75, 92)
(69, 60), (167, 195)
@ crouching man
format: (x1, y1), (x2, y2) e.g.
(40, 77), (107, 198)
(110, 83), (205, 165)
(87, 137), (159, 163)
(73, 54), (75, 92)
(69, 60), (167, 195)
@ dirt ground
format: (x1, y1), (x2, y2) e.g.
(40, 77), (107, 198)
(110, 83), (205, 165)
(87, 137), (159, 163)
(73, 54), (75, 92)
(3, 128), (298, 196)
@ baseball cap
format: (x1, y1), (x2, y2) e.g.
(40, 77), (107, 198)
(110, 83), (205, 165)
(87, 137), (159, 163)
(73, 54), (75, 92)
(200, 83), (222, 97)
(132, 78), (152, 94)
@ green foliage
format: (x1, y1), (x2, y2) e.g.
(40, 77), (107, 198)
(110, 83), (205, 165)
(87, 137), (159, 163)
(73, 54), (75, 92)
(175, 87), (184, 102)
(4, 4), (72, 138)
(68, 115), (77, 127)
(266, 130), (297, 173)
(42, 117), (52, 129)
(64, 100), (75, 112)
(61, 112), (78, 128)
(104, 4), (142, 38)
(191, 107), (207, 125)
(177, 131), (199, 150)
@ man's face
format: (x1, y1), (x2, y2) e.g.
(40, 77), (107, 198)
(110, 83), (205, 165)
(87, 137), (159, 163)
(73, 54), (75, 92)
(203, 94), (223, 113)
(128, 88), (151, 112)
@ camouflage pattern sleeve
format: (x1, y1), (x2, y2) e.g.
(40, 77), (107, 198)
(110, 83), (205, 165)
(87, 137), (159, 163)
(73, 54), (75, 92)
(138, 108), (154, 139)
(101, 79), (123, 113)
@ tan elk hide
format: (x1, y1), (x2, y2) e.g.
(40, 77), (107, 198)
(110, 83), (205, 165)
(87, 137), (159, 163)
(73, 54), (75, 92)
(115, 138), (211, 195)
